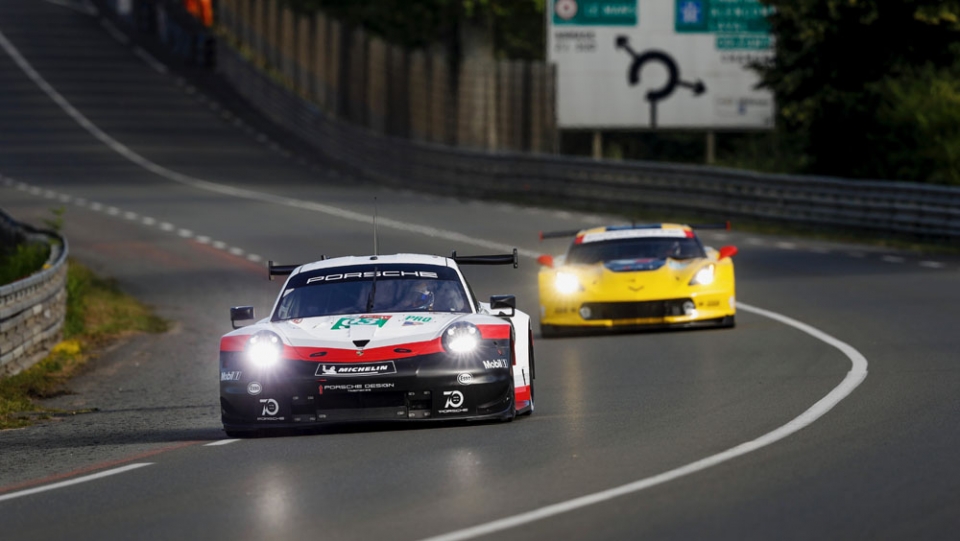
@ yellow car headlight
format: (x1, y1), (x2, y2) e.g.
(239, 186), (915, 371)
(689, 264), (716, 286)
(554, 272), (582, 294)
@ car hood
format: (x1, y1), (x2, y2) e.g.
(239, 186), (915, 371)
(557, 258), (707, 299)
(271, 312), (467, 349)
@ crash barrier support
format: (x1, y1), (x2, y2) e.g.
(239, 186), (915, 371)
(0, 208), (68, 377)
(97, 0), (215, 66)
(216, 44), (960, 239)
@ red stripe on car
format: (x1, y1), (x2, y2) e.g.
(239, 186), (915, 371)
(515, 385), (531, 403)
(220, 335), (250, 352)
(288, 338), (445, 362)
(477, 324), (510, 340)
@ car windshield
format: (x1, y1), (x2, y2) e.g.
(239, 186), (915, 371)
(566, 237), (706, 264)
(273, 264), (471, 320)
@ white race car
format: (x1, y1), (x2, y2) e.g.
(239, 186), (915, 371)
(219, 251), (534, 436)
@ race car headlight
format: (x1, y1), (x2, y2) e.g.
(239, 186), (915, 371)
(689, 264), (716, 286)
(247, 331), (283, 368)
(442, 322), (480, 354)
(554, 272), (582, 294)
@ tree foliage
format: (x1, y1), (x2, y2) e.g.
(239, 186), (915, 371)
(757, 0), (960, 183)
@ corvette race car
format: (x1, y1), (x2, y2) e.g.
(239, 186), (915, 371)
(536, 223), (737, 336)
(219, 251), (534, 436)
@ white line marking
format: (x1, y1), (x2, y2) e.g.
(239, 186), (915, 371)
(58, 194), (72, 203)
(919, 261), (945, 269)
(746, 237), (764, 245)
(159, 222), (175, 232)
(228, 247), (244, 256)
(132, 47), (168, 74)
(99, 18), (128, 45)
(776, 241), (796, 250)
(881, 255), (904, 264)
(211, 240), (227, 250)
(0, 463), (153, 502)
(177, 229), (193, 238)
(91, 202), (104, 211)
(195, 235), (211, 244)
(124, 211), (138, 220)
(106, 206), (120, 216)
(247, 254), (263, 263)
(204, 439), (240, 447)
(420, 302), (868, 541)
(141, 216), (156, 226)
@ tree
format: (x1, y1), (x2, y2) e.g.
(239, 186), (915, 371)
(757, 0), (960, 182)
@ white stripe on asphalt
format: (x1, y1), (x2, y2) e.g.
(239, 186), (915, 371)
(419, 302), (868, 541)
(0, 463), (153, 502)
(204, 439), (240, 447)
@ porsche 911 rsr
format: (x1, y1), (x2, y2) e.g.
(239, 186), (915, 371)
(220, 251), (534, 436)
(536, 223), (737, 336)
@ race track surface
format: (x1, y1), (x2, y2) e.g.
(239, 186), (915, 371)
(1, 2), (959, 540)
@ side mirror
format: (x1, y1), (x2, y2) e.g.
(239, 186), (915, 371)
(490, 295), (516, 317)
(230, 306), (255, 329)
(718, 246), (738, 260)
(537, 254), (554, 268)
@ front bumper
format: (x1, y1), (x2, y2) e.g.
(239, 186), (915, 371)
(540, 291), (735, 329)
(220, 351), (514, 430)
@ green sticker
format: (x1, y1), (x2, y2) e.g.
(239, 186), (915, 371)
(332, 316), (391, 330)
(404, 315), (433, 323)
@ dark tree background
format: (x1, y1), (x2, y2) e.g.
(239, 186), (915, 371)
(757, 0), (960, 183)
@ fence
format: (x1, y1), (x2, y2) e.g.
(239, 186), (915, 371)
(215, 0), (558, 153)
(0, 209), (69, 377)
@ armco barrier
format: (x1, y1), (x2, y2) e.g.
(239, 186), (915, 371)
(0, 209), (68, 377)
(216, 45), (960, 239)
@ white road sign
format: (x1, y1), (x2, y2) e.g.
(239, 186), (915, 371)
(547, 0), (776, 129)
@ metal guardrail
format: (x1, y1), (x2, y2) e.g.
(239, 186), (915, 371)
(217, 45), (960, 239)
(0, 208), (69, 377)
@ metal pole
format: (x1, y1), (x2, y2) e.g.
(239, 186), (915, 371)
(592, 130), (603, 159)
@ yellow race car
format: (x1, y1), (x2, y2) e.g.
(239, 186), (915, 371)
(536, 223), (738, 337)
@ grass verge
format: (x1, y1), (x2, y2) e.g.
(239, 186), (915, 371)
(0, 259), (168, 429)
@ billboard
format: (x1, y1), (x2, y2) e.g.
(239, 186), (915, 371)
(547, 0), (775, 129)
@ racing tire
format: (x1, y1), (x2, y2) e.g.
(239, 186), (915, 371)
(719, 315), (736, 328)
(500, 388), (517, 423)
(521, 335), (535, 416)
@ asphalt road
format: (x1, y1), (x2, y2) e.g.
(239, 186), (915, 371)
(1, 1), (959, 540)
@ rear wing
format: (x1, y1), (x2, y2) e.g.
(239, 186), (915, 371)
(451, 249), (519, 268)
(689, 222), (731, 230)
(539, 222), (731, 241)
(539, 229), (583, 240)
(267, 256), (326, 281)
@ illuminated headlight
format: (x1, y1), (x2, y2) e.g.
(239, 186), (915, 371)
(247, 331), (283, 368)
(443, 322), (481, 354)
(689, 264), (715, 286)
(555, 272), (582, 294)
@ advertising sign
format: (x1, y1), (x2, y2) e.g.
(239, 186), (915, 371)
(547, 0), (775, 129)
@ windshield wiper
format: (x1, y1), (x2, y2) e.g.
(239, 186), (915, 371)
(365, 267), (378, 312)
